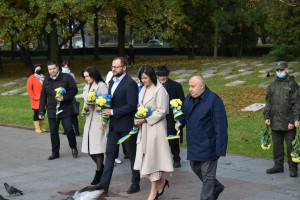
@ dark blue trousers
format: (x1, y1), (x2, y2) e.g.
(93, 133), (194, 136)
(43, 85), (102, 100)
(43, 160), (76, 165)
(100, 130), (140, 190)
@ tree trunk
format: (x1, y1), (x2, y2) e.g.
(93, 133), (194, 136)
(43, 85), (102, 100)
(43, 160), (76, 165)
(93, 11), (100, 60)
(47, 33), (50, 60)
(20, 45), (33, 68)
(116, 7), (126, 57)
(81, 26), (86, 56)
(49, 22), (59, 62)
(214, 16), (218, 60)
(11, 42), (15, 60)
(69, 22), (74, 60)
(0, 54), (2, 73)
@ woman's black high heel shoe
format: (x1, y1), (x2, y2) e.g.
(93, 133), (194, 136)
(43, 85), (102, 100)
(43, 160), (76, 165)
(157, 179), (169, 197)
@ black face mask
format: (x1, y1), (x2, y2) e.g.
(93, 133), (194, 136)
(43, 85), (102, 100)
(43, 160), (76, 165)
(36, 70), (42, 75)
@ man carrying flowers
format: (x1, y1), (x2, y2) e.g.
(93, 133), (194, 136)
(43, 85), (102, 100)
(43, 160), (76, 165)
(263, 61), (299, 177)
(39, 60), (78, 160)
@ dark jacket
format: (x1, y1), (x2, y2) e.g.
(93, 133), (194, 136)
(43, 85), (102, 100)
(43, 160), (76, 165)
(39, 72), (78, 118)
(108, 74), (138, 133)
(180, 86), (228, 161)
(264, 74), (299, 131)
(164, 79), (185, 146)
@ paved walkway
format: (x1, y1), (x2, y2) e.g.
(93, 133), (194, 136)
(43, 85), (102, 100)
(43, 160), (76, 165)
(0, 125), (300, 200)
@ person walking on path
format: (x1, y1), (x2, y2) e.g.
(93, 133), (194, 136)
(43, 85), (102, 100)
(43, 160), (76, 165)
(156, 65), (185, 168)
(128, 44), (135, 67)
(81, 66), (108, 185)
(264, 61), (299, 177)
(27, 64), (47, 133)
(83, 57), (140, 194)
(177, 75), (228, 200)
(61, 61), (80, 136)
(134, 66), (174, 200)
(39, 60), (78, 160)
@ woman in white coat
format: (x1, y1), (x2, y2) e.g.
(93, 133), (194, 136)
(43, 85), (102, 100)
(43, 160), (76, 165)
(134, 66), (174, 200)
(81, 66), (108, 185)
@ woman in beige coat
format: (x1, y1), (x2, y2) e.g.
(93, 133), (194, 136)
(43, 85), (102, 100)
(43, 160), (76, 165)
(81, 67), (108, 185)
(134, 66), (174, 200)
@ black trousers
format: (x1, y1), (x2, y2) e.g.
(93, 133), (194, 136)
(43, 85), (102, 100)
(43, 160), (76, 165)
(272, 129), (298, 170)
(171, 143), (181, 163)
(33, 109), (39, 121)
(48, 117), (77, 155)
(100, 130), (140, 190)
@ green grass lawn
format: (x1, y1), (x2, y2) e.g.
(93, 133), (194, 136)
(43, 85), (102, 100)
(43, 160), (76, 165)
(1, 56), (299, 159)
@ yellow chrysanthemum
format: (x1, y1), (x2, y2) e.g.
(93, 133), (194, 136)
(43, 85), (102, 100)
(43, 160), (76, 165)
(87, 92), (97, 102)
(96, 97), (106, 106)
(137, 107), (147, 117)
(261, 144), (271, 150)
(292, 157), (300, 163)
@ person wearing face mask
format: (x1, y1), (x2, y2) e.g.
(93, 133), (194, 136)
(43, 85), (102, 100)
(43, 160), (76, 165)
(264, 61), (300, 177)
(61, 61), (80, 136)
(27, 64), (47, 133)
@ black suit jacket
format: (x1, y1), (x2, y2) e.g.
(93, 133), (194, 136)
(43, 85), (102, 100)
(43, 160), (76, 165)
(164, 78), (185, 146)
(108, 74), (138, 133)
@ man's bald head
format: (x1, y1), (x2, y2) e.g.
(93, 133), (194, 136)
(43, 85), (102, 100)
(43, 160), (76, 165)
(189, 75), (206, 98)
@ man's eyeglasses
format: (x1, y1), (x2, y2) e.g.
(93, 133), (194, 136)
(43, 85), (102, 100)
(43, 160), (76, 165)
(111, 65), (124, 69)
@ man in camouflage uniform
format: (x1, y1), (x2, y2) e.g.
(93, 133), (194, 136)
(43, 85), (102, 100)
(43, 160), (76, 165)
(264, 61), (299, 177)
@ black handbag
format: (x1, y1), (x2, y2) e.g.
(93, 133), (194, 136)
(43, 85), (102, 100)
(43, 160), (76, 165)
(73, 100), (80, 115)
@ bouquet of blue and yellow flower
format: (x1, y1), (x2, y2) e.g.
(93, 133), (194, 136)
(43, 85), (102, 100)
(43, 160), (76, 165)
(96, 94), (112, 137)
(291, 122), (300, 162)
(81, 91), (98, 117)
(166, 99), (183, 140)
(260, 125), (271, 150)
(117, 106), (152, 144)
(54, 87), (66, 116)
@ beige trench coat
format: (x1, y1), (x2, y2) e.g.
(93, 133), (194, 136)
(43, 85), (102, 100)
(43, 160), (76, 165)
(134, 82), (174, 175)
(81, 81), (108, 154)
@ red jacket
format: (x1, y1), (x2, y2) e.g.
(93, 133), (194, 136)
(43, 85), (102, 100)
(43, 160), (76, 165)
(27, 74), (44, 109)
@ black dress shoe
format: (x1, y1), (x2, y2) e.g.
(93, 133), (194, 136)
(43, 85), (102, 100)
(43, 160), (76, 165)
(290, 168), (298, 177)
(48, 154), (59, 160)
(213, 185), (224, 200)
(72, 148), (78, 158)
(81, 183), (104, 192)
(173, 162), (181, 168)
(266, 166), (284, 174)
(157, 179), (169, 197)
(127, 184), (140, 194)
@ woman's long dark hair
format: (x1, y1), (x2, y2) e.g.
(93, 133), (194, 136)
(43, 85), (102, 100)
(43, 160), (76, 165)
(138, 65), (157, 86)
(81, 66), (105, 84)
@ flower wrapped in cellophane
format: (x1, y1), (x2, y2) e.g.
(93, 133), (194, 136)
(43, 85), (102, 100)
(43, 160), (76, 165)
(291, 125), (300, 162)
(117, 107), (152, 144)
(260, 125), (271, 150)
(96, 94), (112, 137)
(86, 91), (98, 105)
(166, 99), (183, 140)
(54, 87), (66, 116)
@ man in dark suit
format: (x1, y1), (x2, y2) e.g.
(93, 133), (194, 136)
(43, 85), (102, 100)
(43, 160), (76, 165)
(156, 66), (185, 168)
(84, 57), (140, 194)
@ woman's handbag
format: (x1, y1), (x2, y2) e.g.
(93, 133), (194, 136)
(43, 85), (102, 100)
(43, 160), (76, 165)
(73, 100), (80, 115)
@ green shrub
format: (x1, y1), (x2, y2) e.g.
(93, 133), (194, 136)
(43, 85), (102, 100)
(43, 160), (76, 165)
(268, 44), (299, 61)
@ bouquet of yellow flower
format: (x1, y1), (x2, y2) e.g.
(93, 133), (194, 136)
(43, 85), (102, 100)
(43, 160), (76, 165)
(86, 91), (98, 105)
(166, 99), (183, 140)
(117, 106), (152, 144)
(96, 94), (112, 137)
(81, 106), (89, 117)
(291, 124), (300, 162)
(260, 125), (271, 150)
(54, 87), (66, 116)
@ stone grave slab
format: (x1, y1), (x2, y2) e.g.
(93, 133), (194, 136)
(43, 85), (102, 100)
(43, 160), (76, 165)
(186, 69), (198, 74)
(201, 63), (212, 66)
(238, 67), (253, 72)
(216, 62), (226, 65)
(255, 63), (265, 67)
(226, 80), (246, 87)
(202, 67), (218, 74)
(22, 92), (28, 95)
(259, 67), (274, 73)
(178, 74), (191, 78)
(251, 61), (263, 65)
(175, 79), (188, 83)
(168, 65), (182, 71)
(1, 82), (17, 87)
(290, 72), (300, 77)
(219, 63), (229, 66)
(1, 89), (23, 96)
(239, 71), (254, 76)
(258, 73), (273, 78)
(202, 74), (216, 79)
(231, 61), (242, 64)
(258, 81), (272, 88)
(288, 69), (294, 73)
(217, 67), (235, 75)
(170, 69), (187, 74)
(236, 63), (248, 67)
(224, 74), (240, 80)
(14, 77), (28, 83)
(75, 93), (84, 99)
(241, 103), (266, 111)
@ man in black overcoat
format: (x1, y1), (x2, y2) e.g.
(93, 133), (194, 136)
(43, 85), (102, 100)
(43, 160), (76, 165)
(156, 66), (185, 168)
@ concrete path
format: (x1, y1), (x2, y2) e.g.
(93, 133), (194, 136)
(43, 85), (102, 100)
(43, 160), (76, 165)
(0, 125), (300, 200)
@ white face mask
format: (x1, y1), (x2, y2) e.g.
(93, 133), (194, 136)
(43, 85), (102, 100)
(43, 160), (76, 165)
(62, 68), (71, 74)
